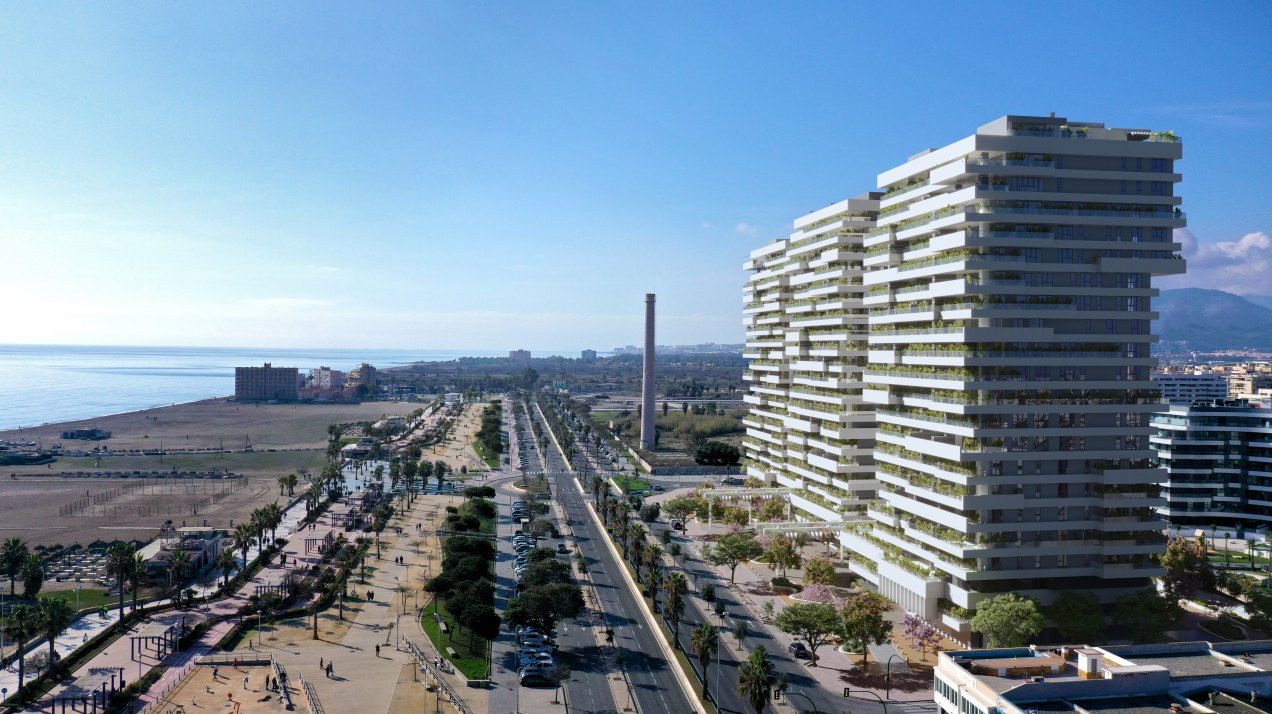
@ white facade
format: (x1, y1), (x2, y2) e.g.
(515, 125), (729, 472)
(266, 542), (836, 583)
(1153, 372), (1227, 404)
(742, 195), (880, 527)
(744, 114), (1186, 637)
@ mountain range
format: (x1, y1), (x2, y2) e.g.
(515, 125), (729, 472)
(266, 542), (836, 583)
(1155, 288), (1272, 352)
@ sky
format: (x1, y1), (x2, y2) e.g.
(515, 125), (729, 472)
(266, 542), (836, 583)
(1, 2), (1269, 351)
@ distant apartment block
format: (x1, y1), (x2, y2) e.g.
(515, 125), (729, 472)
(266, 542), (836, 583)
(235, 363), (299, 402)
(1154, 372), (1228, 404)
(744, 114), (1186, 639)
(509, 349), (531, 366)
(1230, 374), (1272, 399)
(581, 349), (598, 362)
(308, 366), (346, 389)
(348, 362), (377, 387)
(1153, 401), (1272, 533)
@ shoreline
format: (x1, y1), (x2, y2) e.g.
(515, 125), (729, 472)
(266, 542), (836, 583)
(3, 395), (232, 434)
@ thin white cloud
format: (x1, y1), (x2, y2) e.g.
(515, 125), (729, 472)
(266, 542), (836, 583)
(735, 222), (759, 236)
(240, 297), (333, 309)
(1159, 228), (1272, 295)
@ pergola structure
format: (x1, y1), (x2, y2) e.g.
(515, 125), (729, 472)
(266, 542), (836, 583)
(130, 620), (180, 661)
(756, 520), (853, 556)
(46, 667), (124, 713)
(305, 530), (335, 555)
(698, 487), (793, 526)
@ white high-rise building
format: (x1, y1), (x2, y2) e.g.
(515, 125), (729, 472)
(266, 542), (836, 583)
(743, 195), (880, 522)
(745, 114), (1186, 641)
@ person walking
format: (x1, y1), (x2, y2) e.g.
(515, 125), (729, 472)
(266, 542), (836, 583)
(319, 656), (323, 670)
(375, 644), (381, 657)
(242, 675), (249, 690)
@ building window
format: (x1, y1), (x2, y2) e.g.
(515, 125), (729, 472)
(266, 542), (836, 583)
(1121, 158), (1128, 171)
(1136, 181), (1143, 195)
(1121, 180), (1128, 194)
(1136, 158), (1143, 171)
(1152, 158), (1168, 173)
(1152, 181), (1168, 196)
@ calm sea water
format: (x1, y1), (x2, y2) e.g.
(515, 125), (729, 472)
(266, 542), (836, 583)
(0, 344), (537, 430)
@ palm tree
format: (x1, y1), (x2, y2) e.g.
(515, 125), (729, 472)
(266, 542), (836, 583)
(277, 475), (288, 495)
(3, 537), (28, 596)
(20, 553), (43, 597)
(167, 549), (192, 602)
(663, 571), (688, 636)
(36, 595), (74, 664)
(627, 524), (646, 567)
(217, 547), (237, 588)
(306, 481), (324, 513)
(285, 473), (298, 496)
(648, 561), (664, 609)
(4, 603), (38, 693)
(251, 507), (269, 546)
(641, 543), (662, 586)
(104, 543), (134, 619)
(691, 624), (719, 700)
(592, 475), (604, 505)
(737, 647), (775, 714)
(129, 553), (147, 611)
(263, 502), (284, 543)
(233, 523), (257, 567)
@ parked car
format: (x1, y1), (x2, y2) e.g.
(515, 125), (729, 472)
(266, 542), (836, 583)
(671, 519), (684, 530)
(788, 642), (810, 659)
(556, 543), (569, 554)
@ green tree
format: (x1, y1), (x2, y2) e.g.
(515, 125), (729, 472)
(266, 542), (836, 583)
(663, 571), (688, 635)
(1114, 589), (1181, 644)
(694, 440), (741, 466)
(104, 542), (135, 620)
(971, 593), (1045, 648)
(233, 523), (257, 567)
(840, 592), (891, 663)
(691, 624), (719, 700)
(703, 533), (764, 584)
(129, 553), (147, 611)
(167, 548), (192, 601)
(1159, 536), (1211, 601)
(217, 547), (237, 589)
(21, 553), (44, 598)
(3, 537), (29, 596)
(803, 557), (836, 586)
(3, 603), (39, 693)
(1049, 590), (1105, 644)
(36, 595), (75, 664)
(285, 472), (298, 496)
(774, 601), (841, 667)
(504, 582), (584, 633)
(736, 646), (775, 714)
(763, 535), (802, 578)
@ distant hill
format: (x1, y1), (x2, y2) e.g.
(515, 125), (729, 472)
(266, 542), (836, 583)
(1156, 288), (1272, 351)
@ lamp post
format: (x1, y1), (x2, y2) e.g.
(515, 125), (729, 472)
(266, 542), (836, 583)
(884, 653), (905, 699)
(845, 688), (888, 714)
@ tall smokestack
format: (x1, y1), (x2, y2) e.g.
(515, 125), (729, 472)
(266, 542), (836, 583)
(640, 293), (656, 450)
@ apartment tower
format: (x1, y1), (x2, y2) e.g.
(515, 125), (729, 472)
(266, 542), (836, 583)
(745, 114), (1186, 640)
(743, 195), (881, 522)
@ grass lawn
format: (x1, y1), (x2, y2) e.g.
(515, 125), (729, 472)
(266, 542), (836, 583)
(472, 439), (500, 468)
(457, 498), (497, 535)
(614, 476), (651, 494)
(421, 601), (490, 679)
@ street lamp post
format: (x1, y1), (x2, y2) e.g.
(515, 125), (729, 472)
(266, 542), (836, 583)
(884, 654), (905, 699)
(846, 688), (888, 714)
(786, 690), (820, 714)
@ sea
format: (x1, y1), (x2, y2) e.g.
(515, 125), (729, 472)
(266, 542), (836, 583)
(0, 344), (547, 431)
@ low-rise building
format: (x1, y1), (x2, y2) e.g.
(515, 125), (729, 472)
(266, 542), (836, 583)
(936, 642), (1272, 714)
(509, 349), (531, 366)
(1154, 373), (1229, 405)
(581, 349), (598, 362)
(348, 363), (378, 388)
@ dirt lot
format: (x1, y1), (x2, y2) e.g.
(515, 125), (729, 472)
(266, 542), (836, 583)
(0, 400), (422, 548)
(0, 476), (286, 548)
(0, 398), (420, 452)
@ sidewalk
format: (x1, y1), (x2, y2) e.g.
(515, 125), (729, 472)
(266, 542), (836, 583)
(677, 516), (934, 703)
(32, 496), (353, 708)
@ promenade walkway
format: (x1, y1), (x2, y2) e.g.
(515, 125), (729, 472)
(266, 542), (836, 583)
(23, 494), (352, 712)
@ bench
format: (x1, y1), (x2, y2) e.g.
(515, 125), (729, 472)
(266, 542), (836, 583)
(445, 647), (457, 658)
(438, 621), (448, 634)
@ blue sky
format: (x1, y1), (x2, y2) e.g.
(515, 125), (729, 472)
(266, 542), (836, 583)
(2, 2), (1269, 350)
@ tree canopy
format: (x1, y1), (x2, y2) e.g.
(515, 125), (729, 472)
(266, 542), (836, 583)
(774, 602), (841, 667)
(971, 593), (1045, 647)
(703, 533), (764, 583)
(1049, 590), (1105, 644)
(694, 440), (741, 466)
(839, 592), (891, 663)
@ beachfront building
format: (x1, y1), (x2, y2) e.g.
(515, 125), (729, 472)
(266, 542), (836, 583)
(852, 114), (1185, 634)
(581, 349), (598, 362)
(509, 349), (531, 367)
(234, 363), (299, 402)
(1154, 372), (1229, 405)
(936, 641), (1272, 714)
(742, 194), (880, 523)
(348, 362), (378, 388)
(308, 366), (346, 390)
(1153, 401), (1272, 534)
(742, 114), (1187, 639)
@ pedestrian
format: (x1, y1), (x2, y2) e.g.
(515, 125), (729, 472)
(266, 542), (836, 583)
(327, 662), (334, 678)
(319, 656), (323, 670)
(242, 675), (249, 690)
(213, 666), (219, 681)
(375, 644), (381, 656)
